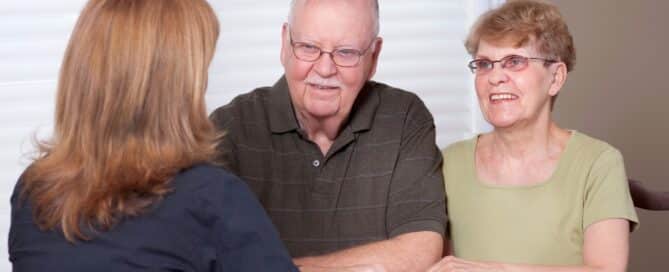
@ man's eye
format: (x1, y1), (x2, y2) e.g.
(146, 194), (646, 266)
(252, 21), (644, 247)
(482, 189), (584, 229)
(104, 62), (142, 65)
(298, 43), (320, 52)
(335, 49), (359, 57)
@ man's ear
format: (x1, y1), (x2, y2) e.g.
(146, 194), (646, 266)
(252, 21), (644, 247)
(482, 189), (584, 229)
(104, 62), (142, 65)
(548, 62), (567, 96)
(280, 23), (289, 67)
(367, 37), (383, 80)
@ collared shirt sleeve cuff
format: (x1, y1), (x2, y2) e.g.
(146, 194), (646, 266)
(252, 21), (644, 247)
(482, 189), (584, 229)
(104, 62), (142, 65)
(389, 219), (446, 238)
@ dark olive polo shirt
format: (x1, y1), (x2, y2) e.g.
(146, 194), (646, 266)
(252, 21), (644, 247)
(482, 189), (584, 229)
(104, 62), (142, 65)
(210, 76), (447, 257)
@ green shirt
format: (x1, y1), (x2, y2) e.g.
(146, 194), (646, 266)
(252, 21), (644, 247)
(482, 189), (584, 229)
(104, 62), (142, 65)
(443, 131), (638, 265)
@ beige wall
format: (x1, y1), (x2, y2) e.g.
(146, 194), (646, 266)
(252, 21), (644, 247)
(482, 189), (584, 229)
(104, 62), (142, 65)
(551, 0), (669, 270)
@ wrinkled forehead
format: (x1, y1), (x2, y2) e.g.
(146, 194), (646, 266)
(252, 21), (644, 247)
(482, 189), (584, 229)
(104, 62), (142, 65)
(476, 37), (541, 58)
(289, 0), (378, 38)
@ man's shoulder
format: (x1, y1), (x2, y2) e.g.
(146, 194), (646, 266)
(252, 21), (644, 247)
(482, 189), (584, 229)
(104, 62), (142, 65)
(368, 80), (422, 103)
(209, 86), (274, 128)
(211, 87), (273, 115)
(368, 80), (433, 122)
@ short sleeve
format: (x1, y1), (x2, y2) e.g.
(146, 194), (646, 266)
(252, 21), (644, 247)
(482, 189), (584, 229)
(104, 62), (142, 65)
(386, 97), (447, 237)
(583, 148), (639, 231)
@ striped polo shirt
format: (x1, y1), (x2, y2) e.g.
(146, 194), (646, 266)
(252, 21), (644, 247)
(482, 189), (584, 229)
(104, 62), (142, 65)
(210, 76), (446, 257)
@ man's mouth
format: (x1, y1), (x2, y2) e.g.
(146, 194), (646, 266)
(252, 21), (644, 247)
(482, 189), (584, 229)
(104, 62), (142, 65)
(308, 83), (339, 90)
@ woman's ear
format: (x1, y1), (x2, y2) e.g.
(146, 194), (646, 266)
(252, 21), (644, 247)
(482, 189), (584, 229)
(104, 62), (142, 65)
(548, 62), (568, 96)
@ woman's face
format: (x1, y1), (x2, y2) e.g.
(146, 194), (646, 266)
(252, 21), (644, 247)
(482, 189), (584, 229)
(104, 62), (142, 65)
(473, 40), (565, 130)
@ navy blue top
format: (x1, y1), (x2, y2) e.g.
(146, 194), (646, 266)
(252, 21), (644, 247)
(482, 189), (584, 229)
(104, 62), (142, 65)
(9, 164), (298, 272)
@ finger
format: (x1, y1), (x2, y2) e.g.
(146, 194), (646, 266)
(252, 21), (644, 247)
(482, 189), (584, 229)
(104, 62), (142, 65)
(427, 255), (459, 272)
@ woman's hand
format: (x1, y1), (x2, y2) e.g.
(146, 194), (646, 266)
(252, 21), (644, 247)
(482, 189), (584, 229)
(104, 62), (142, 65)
(299, 264), (386, 272)
(426, 256), (504, 272)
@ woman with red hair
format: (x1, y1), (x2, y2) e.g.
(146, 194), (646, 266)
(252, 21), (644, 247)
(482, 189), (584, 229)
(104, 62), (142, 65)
(9, 1), (297, 271)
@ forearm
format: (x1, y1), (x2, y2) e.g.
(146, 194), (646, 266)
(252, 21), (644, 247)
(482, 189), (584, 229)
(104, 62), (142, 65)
(428, 257), (623, 272)
(298, 264), (385, 272)
(431, 220), (629, 272)
(496, 263), (617, 272)
(499, 219), (628, 272)
(294, 231), (442, 272)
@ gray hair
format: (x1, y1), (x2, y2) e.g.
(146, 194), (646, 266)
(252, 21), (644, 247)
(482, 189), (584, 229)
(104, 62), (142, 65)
(288, 0), (380, 36)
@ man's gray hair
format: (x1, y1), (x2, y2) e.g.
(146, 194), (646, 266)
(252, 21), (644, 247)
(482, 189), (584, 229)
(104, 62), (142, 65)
(287, 0), (380, 36)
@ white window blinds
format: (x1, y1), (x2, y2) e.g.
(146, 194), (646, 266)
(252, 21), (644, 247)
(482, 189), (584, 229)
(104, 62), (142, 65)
(0, 1), (501, 268)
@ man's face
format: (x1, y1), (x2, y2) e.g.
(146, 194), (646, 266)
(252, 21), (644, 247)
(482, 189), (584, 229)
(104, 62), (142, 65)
(281, 0), (382, 122)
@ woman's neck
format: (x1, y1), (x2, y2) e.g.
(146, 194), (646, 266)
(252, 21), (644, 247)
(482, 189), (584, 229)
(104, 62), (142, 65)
(486, 121), (570, 162)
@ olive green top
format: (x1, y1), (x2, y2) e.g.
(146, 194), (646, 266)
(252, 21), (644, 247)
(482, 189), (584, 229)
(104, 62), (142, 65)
(443, 131), (638, 265)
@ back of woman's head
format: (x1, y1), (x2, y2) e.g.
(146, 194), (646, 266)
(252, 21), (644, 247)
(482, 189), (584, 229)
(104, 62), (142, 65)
(21, 0), (220, 241)
(465, 0), (575, 72)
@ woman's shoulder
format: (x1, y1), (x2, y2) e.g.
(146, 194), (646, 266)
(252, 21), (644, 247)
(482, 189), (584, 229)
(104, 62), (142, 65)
(10, 165), (36, 206)
(170, 163), (261, 210)
(171, 164), (245, 193)
(169, 164), (267, 227)
(569, 131), (623, 160)
(561, 131), (625, 177)
(442, 136), (477, 157)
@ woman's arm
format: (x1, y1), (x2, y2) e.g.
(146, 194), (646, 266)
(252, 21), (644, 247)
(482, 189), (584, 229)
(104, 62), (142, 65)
(427, 218), (630, 272)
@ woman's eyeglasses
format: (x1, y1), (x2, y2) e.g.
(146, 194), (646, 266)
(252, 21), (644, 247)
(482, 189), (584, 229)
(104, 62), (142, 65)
(468, 55), (557, 75)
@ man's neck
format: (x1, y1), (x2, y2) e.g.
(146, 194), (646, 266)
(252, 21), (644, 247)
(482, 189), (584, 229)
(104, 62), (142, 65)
(296, 112), (347, 155)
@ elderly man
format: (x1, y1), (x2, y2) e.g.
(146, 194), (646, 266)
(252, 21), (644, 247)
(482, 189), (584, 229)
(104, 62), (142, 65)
(210, 1), (446, 271)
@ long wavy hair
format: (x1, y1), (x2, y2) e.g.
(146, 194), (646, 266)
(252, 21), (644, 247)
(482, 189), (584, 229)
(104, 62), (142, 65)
(20, 0), (220, 242)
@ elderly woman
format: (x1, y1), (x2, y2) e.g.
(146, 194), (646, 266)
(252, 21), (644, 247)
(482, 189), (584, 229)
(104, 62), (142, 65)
(429, 1), (638, 271)
(8, 0), (297, 271)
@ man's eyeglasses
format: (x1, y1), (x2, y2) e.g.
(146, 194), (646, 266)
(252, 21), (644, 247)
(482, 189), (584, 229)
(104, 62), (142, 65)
(289, 31), (376, 67)
(468, 55), (557, 75)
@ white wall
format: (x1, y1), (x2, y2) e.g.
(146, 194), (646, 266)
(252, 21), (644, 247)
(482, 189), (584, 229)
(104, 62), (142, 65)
(0, 1), (495, 269)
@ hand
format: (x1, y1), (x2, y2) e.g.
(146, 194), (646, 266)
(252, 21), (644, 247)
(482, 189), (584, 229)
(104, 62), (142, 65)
(299, 264), (386, 272)
(426, 256), (504, 272)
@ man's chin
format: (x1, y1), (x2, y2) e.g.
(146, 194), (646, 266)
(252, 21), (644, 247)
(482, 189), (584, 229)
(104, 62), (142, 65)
(303, 103), (340, 120)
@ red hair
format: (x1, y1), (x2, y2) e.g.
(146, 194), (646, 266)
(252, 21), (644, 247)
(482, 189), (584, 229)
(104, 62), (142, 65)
(20, 0), (220, 242)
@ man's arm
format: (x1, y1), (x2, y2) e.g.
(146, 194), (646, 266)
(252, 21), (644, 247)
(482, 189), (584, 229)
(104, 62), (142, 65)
(296, 94), (447, 272)
(295, 231), (443, 272)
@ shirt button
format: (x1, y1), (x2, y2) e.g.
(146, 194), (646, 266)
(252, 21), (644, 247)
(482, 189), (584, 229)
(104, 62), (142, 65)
(312, 160), (320, 167)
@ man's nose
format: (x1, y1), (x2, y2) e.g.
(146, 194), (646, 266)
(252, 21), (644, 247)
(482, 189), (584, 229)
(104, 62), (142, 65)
(313, 52), (337, 77)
